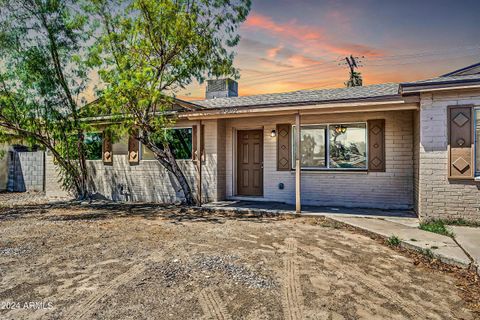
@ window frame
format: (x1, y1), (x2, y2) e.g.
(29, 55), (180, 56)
(292, 121), (368, 171)
(140, 126), (194, 161)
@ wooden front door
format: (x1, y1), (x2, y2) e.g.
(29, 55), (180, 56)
(237, 130), (264, 196)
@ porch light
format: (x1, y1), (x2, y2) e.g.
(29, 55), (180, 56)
(271, 129), (276, 137)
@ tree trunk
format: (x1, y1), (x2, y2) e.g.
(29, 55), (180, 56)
(139, 135), (197, 206)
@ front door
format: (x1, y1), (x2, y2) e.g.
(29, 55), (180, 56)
(237, 130), (263, 196)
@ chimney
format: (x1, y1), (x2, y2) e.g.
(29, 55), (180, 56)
(206, 78), (238, 99)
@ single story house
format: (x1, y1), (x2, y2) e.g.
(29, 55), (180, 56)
(45, 62), (480, 221)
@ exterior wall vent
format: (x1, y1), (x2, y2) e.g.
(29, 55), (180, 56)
(206, 78), (238, 99)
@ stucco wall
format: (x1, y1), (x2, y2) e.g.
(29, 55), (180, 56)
(225, 110), (414, 209)
(418, 89), (480, 221)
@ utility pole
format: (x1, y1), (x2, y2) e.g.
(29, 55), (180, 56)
(342, 55), (364, 87)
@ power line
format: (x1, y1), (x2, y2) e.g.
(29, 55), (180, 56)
(237, 44), (480, 83)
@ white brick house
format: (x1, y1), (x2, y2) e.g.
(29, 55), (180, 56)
(47, 62), (480, 222)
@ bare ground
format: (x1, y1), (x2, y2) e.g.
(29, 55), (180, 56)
(0, 203), (478, 320)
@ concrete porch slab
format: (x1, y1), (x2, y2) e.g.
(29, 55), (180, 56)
(204, 200), (417, 219)
(330, 216), (471, 268)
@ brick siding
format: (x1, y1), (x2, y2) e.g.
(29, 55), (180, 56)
(417, 89), (480, 221)
(225, 110), (414, 210)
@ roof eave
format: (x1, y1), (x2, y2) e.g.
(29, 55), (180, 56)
(193, 94), (402, 112)
(180, 95), (414, 119)
(400, 80), (480, 94)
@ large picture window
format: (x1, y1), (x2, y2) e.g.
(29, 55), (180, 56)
(142, 127), (193, 160)
(292, 122), (367, 170)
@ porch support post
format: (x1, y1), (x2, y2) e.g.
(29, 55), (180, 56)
(196, 121), (202, 205)
(295, 112), (301, 214)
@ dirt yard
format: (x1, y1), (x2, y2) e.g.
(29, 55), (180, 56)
(0, 203), (478, 320)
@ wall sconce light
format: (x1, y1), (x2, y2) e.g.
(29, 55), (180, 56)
(271, 129), (276, 137)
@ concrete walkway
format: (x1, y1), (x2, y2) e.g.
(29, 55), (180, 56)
(329, 216), (472, 268)
(450, 226), (480, 272)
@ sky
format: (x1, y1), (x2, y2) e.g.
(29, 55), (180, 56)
(178, 0), (480, 100)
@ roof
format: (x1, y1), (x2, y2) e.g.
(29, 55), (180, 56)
(193, 83), (401, 109)
(400, 73), (480, 93)
(441, 62), (480, 77)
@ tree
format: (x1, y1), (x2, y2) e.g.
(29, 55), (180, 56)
(90, 0), (251, 205)
(0, 0), (96, 198)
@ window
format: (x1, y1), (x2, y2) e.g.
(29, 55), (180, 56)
(476, 109), (480, 176)
(329, 123), (367, 168)
(292, 125), (326, 168)
(84, 133), (102, 160)
(142, 127), (193, 160)
(112, 135), (129, 155)
(292, 122), (367, 170)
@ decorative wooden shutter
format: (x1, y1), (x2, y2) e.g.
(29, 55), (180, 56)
(277, 124), (291, 171)
(102, 132), (113, 165)
(128, 135), (140, 165)
(192, 125), (205, 161)
(368, 119), (385, 172)
(448, 105), (474, 179)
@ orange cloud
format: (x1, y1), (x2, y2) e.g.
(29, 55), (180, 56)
(266, 44), (283, 59)
(245, 12), (325, 42)
(244, 12), (384, 58)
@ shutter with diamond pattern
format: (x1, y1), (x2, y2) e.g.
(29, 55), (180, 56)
(277, 124), (291, 171)
(368, 119), (385, 172)
(128, 134), (140, 165)
(102, 132), (113, 165)
(448, 105), (474, 179)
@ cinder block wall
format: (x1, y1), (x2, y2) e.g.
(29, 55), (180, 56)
(225, 110), (414, 210)
(418, 90), (480, 221)
(7, 151), (44, 192)
(0, 144), (8, 191)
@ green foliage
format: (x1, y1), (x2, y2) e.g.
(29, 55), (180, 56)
(386, 235), (401, 247)
(419, 220), (455, 238)
(88, 0), (251, 204)
(84, 133), (102, 160)
(0, 0), (98, 197)
(420, 248), (435, 259)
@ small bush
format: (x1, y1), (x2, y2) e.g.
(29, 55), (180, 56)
(419, 220), (454, 238)
(420, 248), (435, 259)
(386, 235), (401, 247)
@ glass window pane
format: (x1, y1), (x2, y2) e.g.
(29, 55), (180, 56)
(329, 123), (367, 168)
(293, 125), (326, 168)
(476, 110), (480, 175)
(84, 133), (102, 160)
(112, 135), (128, 155)
(141, 128), (193, 160)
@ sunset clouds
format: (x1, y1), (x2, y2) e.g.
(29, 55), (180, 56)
(178, 0), (480, 100)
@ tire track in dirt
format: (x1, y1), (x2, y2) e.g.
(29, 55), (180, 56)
(63, 263), (146, 320)
(282, 238), (304, 320)
(198, 287), (232, 320)
(301, 244), (429, 319)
